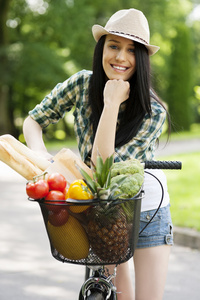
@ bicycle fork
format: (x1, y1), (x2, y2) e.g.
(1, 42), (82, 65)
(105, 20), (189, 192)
(79, 267), (117, 299)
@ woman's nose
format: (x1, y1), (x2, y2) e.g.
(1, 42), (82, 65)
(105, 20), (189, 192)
(116, 49), (126, 61)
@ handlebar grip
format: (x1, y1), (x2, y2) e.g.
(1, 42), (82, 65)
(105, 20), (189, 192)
(144, 161), (182, 170)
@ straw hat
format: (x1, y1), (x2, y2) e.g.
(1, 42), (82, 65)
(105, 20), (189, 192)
(92, 8), (159, 56)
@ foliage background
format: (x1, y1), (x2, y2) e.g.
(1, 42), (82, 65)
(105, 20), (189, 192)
(0, 0), (200, 140)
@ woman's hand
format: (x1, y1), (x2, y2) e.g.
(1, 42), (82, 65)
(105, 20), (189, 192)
(103, 79), (130, 107)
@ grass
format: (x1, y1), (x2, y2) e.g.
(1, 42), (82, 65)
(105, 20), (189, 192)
(161, 123), (200, 141)
(46, 138), (77, 152)
(160, 152), (200, 231)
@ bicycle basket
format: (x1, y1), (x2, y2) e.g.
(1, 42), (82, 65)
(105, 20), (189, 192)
(33, 190), (142, 266)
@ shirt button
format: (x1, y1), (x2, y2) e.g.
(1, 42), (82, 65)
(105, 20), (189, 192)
(146, 214), (151, 220)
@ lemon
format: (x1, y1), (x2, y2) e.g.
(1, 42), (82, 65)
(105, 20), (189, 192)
(47, 215), (89, 260)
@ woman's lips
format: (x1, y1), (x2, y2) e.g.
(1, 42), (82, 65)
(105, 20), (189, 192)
(111, 64), (129, 71)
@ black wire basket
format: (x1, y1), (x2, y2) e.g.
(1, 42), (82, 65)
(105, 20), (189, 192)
(31, 190), (143, 266)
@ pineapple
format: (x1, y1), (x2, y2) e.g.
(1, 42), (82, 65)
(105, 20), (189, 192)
(87, 204), (129, 262)
(77, 154), (131, 263)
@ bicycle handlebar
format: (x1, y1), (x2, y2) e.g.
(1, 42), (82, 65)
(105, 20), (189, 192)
(144, 160), (182, 170)
(65, 160), (181, 205)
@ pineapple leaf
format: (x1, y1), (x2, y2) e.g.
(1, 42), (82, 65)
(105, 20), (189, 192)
(95, 155), (104, 187)
(75, 163), (97, 194)
(109, 176), (128, 199)
(82, 184), (94, 197)
(101, 155), (113, 186)
(76, 153), (115, 200)
(108, 154), (114, 168)
(104, 169), (111, 188)
(93, 172), (98, 182)
(108, 182), (122, 199)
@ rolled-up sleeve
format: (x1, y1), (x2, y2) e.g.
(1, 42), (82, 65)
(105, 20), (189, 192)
(28, 72), (83, 128)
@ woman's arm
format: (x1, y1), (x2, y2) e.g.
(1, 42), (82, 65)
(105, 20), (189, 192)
(91, 79), (130, 164)
(23, 116), (52, 160)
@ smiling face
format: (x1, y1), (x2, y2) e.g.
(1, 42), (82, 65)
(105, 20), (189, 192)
(102, 34), (136, 81)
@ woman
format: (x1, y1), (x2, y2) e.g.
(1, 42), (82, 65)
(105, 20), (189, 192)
(23, 8), (173, 300)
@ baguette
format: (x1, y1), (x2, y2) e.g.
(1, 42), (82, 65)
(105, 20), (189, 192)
(0, 140), (44, 180)
(0, 135), (92, 183)
(45, 148), (93, 184)
(0, 134), (51, 171)
(53, 148), (93, 178)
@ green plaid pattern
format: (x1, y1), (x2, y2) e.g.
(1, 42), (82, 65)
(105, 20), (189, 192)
(29, 70), (166, 166)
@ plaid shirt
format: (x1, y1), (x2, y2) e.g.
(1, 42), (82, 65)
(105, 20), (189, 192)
(29, 70), (166, 166)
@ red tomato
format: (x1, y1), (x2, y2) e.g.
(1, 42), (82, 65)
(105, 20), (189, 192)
(26, 179), (49, 200)
(63, 188), (69, 199)
(48, 208), (69, 226)
(45, 190), (65, 213)
(47, 173), (67, 192)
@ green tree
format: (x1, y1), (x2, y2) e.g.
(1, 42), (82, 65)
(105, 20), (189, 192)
(0, 0), (199, 137)
(191, 13), (200, 122)
(0, 0), (13, 134)
(0, 0), (71, 136)
(166, 23), (193, 131)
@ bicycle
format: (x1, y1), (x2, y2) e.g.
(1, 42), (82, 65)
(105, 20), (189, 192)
(29, 160), (181, 300)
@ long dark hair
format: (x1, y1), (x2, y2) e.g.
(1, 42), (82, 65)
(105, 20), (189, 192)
(89, 35), (169, 147)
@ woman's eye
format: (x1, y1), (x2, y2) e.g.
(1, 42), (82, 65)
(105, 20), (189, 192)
(110, 45), (118, 50)
(129, 48), (135, 53)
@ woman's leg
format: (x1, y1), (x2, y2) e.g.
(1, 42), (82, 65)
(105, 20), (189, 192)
(133, 245), (171, 300)
(107, 261), (134, 300)
(107, 204), (172, 299)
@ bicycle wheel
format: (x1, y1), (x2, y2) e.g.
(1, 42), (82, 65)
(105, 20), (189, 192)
(86, 290), (105, 300)
(85, 266), (91, 281)
(79, 289), (116, 300)
(79, 289), (105, 300)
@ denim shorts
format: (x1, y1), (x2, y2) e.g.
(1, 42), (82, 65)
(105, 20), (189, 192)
(136, 204), (173, 249)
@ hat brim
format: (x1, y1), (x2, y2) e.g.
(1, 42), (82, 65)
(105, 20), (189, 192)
(92, 24), (159, 56)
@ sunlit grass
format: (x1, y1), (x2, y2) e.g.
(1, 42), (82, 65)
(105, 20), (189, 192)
(160, 152), (200, 231)
(46, 138), (77, 152)
(161, 123), (200, 141)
